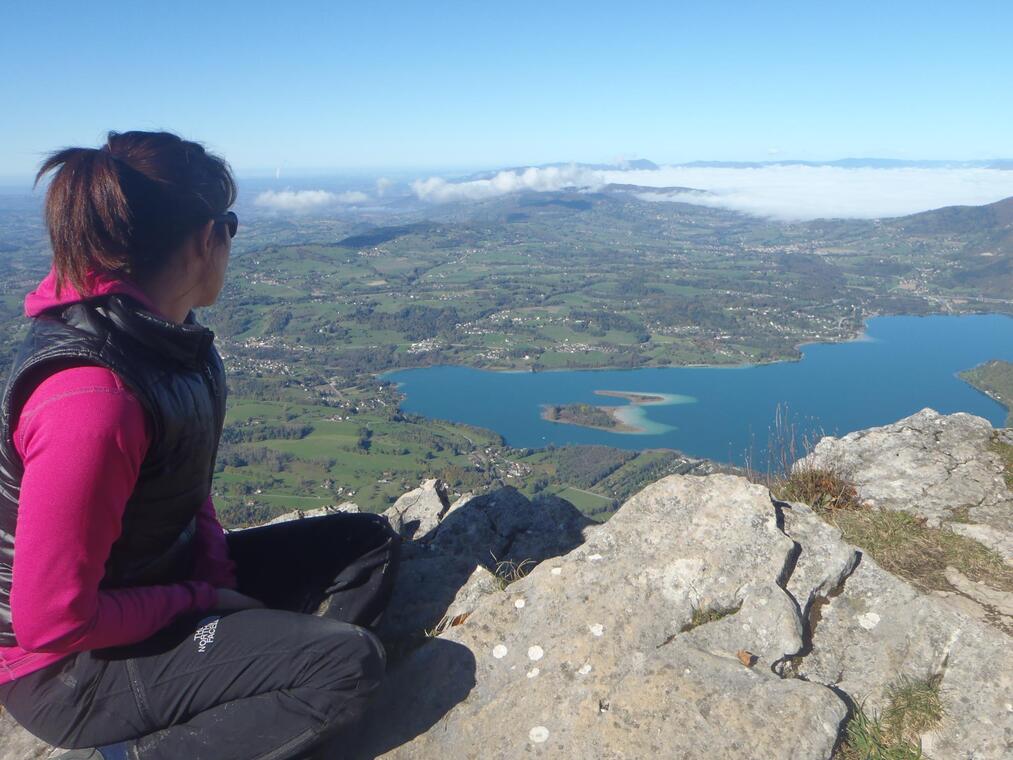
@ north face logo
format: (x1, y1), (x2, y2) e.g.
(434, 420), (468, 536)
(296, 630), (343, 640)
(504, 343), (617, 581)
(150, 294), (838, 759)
(193, 617), (220, 653)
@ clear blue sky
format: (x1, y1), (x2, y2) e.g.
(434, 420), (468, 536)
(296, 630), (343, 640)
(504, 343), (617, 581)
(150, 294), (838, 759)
(2, 0), (1011, 178)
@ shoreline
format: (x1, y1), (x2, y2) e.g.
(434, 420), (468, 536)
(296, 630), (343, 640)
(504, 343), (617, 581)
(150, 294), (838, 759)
(594, 390), (669, 405)
(382, 313), (1013, 380)
(381, 316), (879, 380)
(958, 361), (1013, 426)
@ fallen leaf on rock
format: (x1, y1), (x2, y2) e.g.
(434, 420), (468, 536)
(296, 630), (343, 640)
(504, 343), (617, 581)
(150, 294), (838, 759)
(737, 650), (758, 668)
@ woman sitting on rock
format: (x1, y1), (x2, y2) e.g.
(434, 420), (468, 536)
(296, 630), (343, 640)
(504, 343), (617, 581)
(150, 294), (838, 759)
(0, 130), (399, 760)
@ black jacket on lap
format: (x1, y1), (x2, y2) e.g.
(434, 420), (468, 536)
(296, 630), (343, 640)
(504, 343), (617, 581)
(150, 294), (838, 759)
(0, 294), (226, 646)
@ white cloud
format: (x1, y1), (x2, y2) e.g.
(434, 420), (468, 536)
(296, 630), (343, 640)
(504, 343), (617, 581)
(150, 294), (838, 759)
(335, 190), (370, 204)
(254, 189), (369, 212)
(375, 177), (393, 196)
(601, 165), (1013, 220)
(412, 165), (601, 203)
(411, 163), (1013, 220)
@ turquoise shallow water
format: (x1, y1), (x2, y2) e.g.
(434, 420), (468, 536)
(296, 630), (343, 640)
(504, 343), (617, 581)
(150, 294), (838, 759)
(386, 315), (1013, 466)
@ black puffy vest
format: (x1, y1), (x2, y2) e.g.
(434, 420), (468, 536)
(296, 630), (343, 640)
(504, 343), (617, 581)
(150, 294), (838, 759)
(0, 294), (226, 646)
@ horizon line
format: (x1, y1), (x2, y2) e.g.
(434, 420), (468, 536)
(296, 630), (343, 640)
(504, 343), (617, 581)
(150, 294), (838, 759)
(2, 155), (1012, 188)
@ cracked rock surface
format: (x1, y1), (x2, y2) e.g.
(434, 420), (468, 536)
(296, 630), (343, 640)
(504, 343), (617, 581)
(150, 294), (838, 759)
(799, 408), (1013, 561)
(351, 475), (850, 759)
(779, 491), (1012, 758)
(376, 485), (594, 642)
(792, 550), (1012, 759)
(350, 472), (1011, 760)
(383, 479), (452, 540)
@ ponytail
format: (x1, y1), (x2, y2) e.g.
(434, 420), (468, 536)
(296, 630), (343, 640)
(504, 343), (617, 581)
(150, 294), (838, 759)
(35, 131), (237, 296)
(36, 148), (132, 295)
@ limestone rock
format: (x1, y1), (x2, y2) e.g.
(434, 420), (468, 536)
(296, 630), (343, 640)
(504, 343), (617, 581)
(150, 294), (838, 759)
(796, 554), (1013, 759)
(777, 499), (861, 619)
(351, 472), (1013, 760)
(260, 501), (359, 525)
(799, 408), (1013, 562)
(945, 565), (1013, 622)
(930, 587), (993, 621)
(447, 491), (473, 515)
(948, 521), (1013, 566)
(777, 463), (1012, 758)
(376, 542), (492, 642)
(382, 479), (451, 540)
(444, 565), (501, 620)
(424, 487), (593, 570)
(376, 485), (593, 642)
(0, 709), (52, 760)
(352, 475), (849, 759)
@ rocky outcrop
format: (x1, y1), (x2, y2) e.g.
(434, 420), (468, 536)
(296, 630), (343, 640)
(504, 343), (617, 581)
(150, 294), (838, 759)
(351, 475), (849, 760)
(0, 711), (50, 760)
(376, 486), (594, 642)
(345, 471), (1011, 759)
(384, 479), (452, 540)
(790, 546), (1011, 760)
(800, 408), (1013, 562)
(262, 501), (360, 524)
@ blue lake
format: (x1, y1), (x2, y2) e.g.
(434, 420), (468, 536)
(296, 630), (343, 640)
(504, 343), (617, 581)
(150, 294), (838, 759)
(386, 315), (1013, 466)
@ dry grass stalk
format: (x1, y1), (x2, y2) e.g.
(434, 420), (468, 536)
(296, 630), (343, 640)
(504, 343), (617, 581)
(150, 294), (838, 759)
(837, 674), (944, 760)
(491, 556), (536, 591)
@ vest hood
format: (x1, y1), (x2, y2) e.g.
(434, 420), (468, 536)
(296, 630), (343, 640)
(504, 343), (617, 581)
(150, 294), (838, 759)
(25, 267), (160, 318)
(25, 269), (213, 368)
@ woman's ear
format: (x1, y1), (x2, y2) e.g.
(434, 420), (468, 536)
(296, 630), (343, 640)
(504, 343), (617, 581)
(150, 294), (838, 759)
(197, 219), (217, 261)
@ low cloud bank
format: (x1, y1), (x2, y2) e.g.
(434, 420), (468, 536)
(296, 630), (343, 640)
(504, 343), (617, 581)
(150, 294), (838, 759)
(413, 164), (1013, 220)
(615, 166), (1013, 220)
(254, 189), (369, 212)
(412, 165), (600, 203)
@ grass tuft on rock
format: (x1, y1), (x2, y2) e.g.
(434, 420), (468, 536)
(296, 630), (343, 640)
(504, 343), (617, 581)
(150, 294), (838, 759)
(990, 433), (1013, 490)
(765, 438), (1012, 595)
(882, 675), (945, 741)
(837, 674), (944, 760)
(491, 557), (536, 591)
(773, 465), (863, 513)
(679, 602), (742, 633)
(829, 508), (1013, 593)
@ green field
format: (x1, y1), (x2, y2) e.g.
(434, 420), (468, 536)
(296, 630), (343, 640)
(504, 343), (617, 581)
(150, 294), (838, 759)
(960, 360), (1013, 426)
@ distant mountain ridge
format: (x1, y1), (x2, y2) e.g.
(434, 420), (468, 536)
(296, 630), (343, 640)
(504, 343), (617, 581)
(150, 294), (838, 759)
(461, 158), (1013, 182)
(898, 195), (1013, 234)
(676, 158), (1013, 170)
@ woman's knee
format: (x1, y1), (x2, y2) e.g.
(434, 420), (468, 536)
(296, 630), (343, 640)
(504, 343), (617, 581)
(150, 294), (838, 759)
(297, 618), (386, 695)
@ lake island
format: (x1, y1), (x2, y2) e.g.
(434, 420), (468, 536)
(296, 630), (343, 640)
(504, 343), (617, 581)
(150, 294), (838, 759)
(542, 390), (686, 434)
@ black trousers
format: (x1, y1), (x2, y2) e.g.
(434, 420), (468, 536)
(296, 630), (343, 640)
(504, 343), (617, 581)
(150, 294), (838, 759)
(0, 512), (400, 760)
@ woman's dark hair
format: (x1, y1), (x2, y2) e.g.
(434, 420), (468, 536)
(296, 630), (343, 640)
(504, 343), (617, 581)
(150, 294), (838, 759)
(35, 130), (237, 295)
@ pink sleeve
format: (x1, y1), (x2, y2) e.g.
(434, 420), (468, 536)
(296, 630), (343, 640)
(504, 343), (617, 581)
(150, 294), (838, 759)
(190, 495), (237, 589)
(9, 367), (218, 654)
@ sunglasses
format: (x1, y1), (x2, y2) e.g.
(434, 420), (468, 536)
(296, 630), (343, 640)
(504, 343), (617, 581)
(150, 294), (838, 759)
(212, 211), (239, 238)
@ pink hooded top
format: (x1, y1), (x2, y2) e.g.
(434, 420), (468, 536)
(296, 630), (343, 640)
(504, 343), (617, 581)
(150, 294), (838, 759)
(0, 268), (235, 683)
